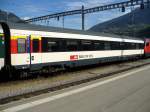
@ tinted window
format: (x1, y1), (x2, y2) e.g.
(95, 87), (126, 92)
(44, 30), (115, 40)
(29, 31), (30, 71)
(136, 44), (139, 49)
(139, 43), (144, 49)
(123, 42), (136, 50)
(41, 37), (143, 51)
(131, 43), (136, 49)
(42, 37), (60, 52)
(104, 42), (111, 50)
(120, 42), (125, 50)
(33, 39), (39, 52)
(81, 40), (92, 51)
(146, 42), (149, 46)
(66, 40), (78, 51)
(18, 38), (26, 53)
(59, 40), (67, 51)
(48, 41), (58, 51)
(110, 42), (121, 50)
(93, 41), (105, 50)
(121, 42), (143, 50)
(42, 38), (47, 52)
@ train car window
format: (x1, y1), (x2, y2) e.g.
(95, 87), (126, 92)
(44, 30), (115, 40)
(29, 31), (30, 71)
(77, 40), (82, 51)
(104, 41), (111, 50)
(66, 40), (78, 51)
(131, 43), (136, 49)
(48, 41), (56, 52)
(140, 43), (144, 49)
(42, 37), (60, 52)
(93, 41), (105, 50)
(110, 42), (120, 50)
(117, 42), (121, 50)
(18, 38), (26, 53)
(93, 42), (99, 50)
(124, 42), (136, 50)
(42, 38), (48, 52)
(49, 40), (60, 52)
(146, 42), (149, 46)
(57, 39), (67, 52)
(124, 43), (128, 50)
(32, 39), (39, 52)
(81, 40), (92, 51)
(120, 42), (125, 50)
(136, 44), (140, 49)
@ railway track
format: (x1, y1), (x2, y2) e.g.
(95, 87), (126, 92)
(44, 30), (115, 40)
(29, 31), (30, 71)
(0, 58), (150, 105)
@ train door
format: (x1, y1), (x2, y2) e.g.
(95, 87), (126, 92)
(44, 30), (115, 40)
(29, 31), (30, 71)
(0, 24), (4, 70)
(29, 35), (42, 70)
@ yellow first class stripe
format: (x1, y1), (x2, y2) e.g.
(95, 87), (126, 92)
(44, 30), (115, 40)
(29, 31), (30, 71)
(11, 35), (27, 39)
(0, 33), (3, 36)
(11, 35), (41, 40)
(31, 35), (41, 40)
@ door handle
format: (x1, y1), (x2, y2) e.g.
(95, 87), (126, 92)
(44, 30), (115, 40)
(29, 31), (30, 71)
(31, 56), (34, 60)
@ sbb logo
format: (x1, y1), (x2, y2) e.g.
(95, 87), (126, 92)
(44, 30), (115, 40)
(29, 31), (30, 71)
(70, 55), (78, 61)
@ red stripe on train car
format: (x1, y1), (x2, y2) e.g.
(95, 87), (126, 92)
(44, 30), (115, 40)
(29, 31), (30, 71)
(39, 40), (42, 52)
(30, 40), (33, 53)
(11, 39), (17, 54)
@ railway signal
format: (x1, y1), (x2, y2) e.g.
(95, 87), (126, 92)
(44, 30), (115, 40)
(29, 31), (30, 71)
(140, 3), (145, 9)
(122, 6), (125, 12)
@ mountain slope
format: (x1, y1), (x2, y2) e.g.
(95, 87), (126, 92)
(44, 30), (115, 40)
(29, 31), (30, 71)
(89, 7), (150, 38)
(0, 10), (26, 23)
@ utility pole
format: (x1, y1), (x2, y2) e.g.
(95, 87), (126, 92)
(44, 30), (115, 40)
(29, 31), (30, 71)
(130, 1), (135, 37)
(62, 16), (65, 29)
(147, 0), (150, 8)
(81, 5), (85, 30)
(6, 12), (9, 23)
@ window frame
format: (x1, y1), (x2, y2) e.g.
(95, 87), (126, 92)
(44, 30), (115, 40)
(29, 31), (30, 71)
(17, 38), (26, 53)
(146, 42), (149, 47)
(41, 37), (143, 52)
(32, 39), (40, 53)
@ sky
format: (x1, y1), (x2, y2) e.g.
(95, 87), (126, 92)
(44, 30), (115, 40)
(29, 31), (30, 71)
(0, 0), (133, 30)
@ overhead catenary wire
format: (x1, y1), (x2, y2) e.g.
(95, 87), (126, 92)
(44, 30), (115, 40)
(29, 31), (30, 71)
(24, 0), (149, 30)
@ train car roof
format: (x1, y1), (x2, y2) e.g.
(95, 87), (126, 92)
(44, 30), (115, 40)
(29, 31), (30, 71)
(7, 22), (143, 41)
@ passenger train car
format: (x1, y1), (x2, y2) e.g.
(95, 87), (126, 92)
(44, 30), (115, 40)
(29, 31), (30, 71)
(0, 22), (150, 78)
(144, 39), (150, 56)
